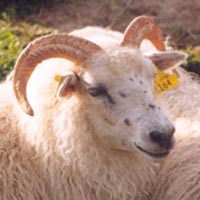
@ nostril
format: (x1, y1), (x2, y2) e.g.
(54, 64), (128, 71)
(149, 131), (164, 143)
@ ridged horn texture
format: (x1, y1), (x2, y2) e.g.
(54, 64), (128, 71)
(13, 33), (103, 116)
(121, 15), (165, 51)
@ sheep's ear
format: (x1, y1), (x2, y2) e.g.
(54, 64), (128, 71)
(148, 51), (188, 70)
(55, 72), (79, 99)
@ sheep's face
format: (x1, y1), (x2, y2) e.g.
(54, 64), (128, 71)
(29, 47), (175, 158)
(82, 47), (175, 158)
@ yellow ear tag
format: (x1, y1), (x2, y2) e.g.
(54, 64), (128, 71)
(154, 66), (179, 94)
(54, 74), (63, 98)
(54, 74), (62, 83)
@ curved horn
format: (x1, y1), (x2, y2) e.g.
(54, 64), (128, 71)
(13, 34), (103, 116)
(121, 16), (165, 51)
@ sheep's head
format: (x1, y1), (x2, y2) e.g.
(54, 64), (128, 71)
(81, 48), (175, 158)
(13, 16), (186, 158)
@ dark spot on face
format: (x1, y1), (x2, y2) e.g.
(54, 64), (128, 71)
(124, 118), (131, 126)
(129, 78), (134, 82)
(144, 90), (147, 94)
(104, 117), (115, 126)
(104, 117), (108, 121)
(119, 92), (127, 98)
(106, 94), (116, 104)
(104, 118), (110, 124)
(140, 80), (143, 85)
(149, 104), (156, 110)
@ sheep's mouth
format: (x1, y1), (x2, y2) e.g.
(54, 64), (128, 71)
(135, 143), (169, 158)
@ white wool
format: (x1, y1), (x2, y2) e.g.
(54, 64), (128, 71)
(72, 26), (200, 199)
(152, 68), (200, 200)
(157, 67), (200, 137)
(0, 26), (176, 200)
(70, 27), (123, 50)
(71, 26), (200, 199)
(0, 81), (158, 200)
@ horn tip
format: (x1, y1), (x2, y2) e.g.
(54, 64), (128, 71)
(157, 44), (166, 51)
(26, 108), (34, 116)
(21, 103), (34, 116)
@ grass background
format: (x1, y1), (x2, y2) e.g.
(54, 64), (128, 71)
(0, 1), (55, 80)
(0, 0), (199, 81)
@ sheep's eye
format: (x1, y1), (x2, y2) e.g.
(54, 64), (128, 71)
(88, 85), (108, 97)
(87, 84), (115, 104)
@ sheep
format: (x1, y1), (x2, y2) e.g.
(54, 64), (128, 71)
(71, 16), (200, 200)
(0, 16), (180, 200)
(150, 69), (200, 200)
(153, 74), (200, 200)
(71, 18), (193, 140)
(138, 25), (200, 200)
(138, 18), (200, 200)
(134, 20), (200, 200)
(71, 21), (200, 200)
(64, 20), (200, 200)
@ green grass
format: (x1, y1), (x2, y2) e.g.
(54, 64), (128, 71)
(0, 1), (200, 80)
(0, 14), (53, 81)
(181, 46), (200, 75)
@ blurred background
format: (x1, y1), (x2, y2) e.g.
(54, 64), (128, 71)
(0, 0), (200, 81)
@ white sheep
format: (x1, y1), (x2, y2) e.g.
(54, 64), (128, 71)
(0, 16), (180, 200)
(71, 16), (200, 200)
(71, 18), (194, 141)
(140, 18), (200, 200)
(151, 68), (200, 200)
(66, 20), (200, 200)
(133, 20), (200, 200)
(153, 80), (200, 199)
(71, 20), (200, 200)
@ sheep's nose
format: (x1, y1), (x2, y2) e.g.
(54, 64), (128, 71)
(149, 128), (175, 149)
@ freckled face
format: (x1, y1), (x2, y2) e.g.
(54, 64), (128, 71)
(82, 48), (174, 155)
